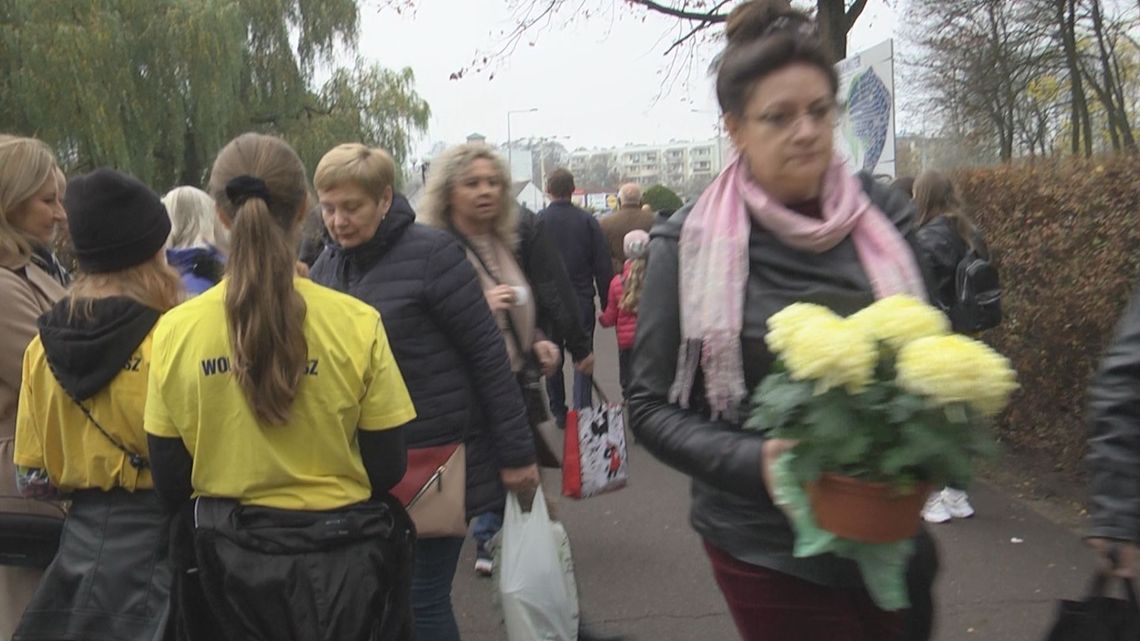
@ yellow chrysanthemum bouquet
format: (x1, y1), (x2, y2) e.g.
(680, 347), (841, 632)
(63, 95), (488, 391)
(746, 295), (1018, 544)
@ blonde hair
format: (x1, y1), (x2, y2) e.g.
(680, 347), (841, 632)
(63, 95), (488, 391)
(314, 144), (396, 202)
(208, 133), (311, 426)
(68, 255), (183, 318)
(913, 169), (978, 251)
(0, 135), (58, 262)
(417, 143), (518, 248)
(619, 257), (647, 314)
(163, 186), (229, 252)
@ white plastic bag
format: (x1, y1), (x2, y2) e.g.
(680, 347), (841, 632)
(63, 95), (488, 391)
(499, 487), (579, 641)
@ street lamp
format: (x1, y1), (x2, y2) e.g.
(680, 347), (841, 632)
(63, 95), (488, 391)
(507, 108), (538, 178)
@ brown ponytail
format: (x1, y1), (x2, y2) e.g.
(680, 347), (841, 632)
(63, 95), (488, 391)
(208, 133), (310, 425)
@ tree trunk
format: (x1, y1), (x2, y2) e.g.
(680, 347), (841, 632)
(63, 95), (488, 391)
(816, 0), (848, 63)
(1089, 0), (1134, 150)
(1059, 0), (1092, 156)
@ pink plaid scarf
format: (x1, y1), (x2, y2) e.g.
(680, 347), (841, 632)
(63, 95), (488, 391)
(669, 153), (927, 418)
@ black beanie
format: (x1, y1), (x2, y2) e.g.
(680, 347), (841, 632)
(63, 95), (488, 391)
(64, 169), (171, 274)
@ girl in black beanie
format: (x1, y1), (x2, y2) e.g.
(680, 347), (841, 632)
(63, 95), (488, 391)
(11, 168), (181, 641)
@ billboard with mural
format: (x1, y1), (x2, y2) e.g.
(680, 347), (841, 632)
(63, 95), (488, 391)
(834, 39), (896, 178)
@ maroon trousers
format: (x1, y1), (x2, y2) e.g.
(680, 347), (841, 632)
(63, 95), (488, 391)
(704, 541), (905, 641)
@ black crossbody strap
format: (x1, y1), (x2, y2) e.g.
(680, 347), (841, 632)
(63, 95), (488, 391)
(72, 400), (149, 470)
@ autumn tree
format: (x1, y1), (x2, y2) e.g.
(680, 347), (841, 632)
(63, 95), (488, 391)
(0, 0), (429, 191)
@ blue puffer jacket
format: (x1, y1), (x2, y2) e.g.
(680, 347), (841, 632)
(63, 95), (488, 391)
(166, 246), (224, 296)
(310, 195), (536, 518)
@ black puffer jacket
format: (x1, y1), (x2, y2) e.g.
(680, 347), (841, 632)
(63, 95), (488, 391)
(1088, 278), (1140, 541)
(310, 196), (536, 518)
(630, 174), (932, 588)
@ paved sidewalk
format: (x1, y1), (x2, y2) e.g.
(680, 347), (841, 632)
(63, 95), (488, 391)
(451, 329), (1099, 641)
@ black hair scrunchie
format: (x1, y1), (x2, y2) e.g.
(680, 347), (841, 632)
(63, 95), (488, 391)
(225, 175), (271, 209)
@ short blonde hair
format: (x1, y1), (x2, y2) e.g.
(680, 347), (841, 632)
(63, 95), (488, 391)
(314, 144), (396, 202)
(163, 186), (229, 251)
(0, 135), (58, 262)
(417, 143), (518, 248)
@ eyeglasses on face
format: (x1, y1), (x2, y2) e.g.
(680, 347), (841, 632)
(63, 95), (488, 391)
(745, 102), (841, 132)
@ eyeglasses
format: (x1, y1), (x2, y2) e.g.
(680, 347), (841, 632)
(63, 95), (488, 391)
(745, 102), (840, 133)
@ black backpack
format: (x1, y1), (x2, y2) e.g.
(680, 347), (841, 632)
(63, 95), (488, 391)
(949, 244), (1002, 333)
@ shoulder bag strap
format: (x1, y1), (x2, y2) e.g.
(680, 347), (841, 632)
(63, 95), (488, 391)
(72, 399), (149, 470)
(448, 229), (536, 366)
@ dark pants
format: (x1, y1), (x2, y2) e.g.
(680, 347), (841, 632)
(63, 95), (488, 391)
(411, 536), (465, 641)
(903, 527), (939, 641)
(618, 349), (632, 398)
(704, 541), (906, 641)
(548, 298), (595, 419)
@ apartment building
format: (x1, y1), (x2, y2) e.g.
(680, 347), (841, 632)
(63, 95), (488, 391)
(568, 137), (728, 190)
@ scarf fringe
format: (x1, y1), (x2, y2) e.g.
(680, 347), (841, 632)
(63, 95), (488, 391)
(668, 338), (703, 408)
(700, 331), (747, 421)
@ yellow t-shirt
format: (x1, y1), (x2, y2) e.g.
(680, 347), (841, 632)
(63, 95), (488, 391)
(144, 278), (416, 511)
(14, 333), (155, 492)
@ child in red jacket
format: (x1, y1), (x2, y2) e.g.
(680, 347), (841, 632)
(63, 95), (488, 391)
(599, 230), (650, 398)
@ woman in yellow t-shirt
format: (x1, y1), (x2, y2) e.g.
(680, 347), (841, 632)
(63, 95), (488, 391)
(12, 168), (181, 641)
(144, 133), (416, 641)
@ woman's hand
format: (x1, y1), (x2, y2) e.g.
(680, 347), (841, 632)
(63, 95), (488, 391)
(500, 464), (541, 493)
(485, 284), (516, 312)
(1088, 538), (1138, 578)
(533, 340), (561, 376)
(761, 438), (799, 506)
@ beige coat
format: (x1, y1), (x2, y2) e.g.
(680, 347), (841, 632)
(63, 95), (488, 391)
(599, 205), (655, 274)
(0, 246), (66, 639)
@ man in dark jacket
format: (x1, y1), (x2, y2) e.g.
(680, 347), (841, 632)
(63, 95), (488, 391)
(517, 205), (595, 373)
(1088, 278), (1140, 577)
(307, 143), (538, 640)
(538, 169), (612, 425)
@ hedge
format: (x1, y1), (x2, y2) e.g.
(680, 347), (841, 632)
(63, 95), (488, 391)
(954, 156), (1140, 475)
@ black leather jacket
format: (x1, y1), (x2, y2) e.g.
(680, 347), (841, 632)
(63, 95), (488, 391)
(1089, 279), (1140, 540)
(629, 173), (932, 587)
(915, 216), (989, 313)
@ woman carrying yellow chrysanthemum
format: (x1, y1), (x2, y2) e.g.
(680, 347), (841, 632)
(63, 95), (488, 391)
(626, 2), (941, 639)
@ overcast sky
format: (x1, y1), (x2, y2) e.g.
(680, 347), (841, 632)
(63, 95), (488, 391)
(357, 1), (901, 159)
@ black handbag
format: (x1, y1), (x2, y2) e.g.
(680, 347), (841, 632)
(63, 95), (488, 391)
(0, 511), (65, 568)
(1045, 570), (1140, 641)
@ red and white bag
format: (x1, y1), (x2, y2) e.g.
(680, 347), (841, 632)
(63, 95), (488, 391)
(562, 382), (629, 499)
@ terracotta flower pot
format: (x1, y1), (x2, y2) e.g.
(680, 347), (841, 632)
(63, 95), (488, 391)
(806, 474), (931, 544)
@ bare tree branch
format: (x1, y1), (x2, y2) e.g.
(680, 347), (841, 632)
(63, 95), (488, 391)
(626, 0), (728, 23)
(661, 0), (731, 55)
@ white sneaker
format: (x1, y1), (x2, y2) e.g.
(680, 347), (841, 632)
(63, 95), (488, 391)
(921, 492), (952, 523)
(941, 488), (975, 519)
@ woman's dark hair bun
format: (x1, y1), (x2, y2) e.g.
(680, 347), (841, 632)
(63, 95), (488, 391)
(714, 0), (837, 117)
(724, 0), (800, 48)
